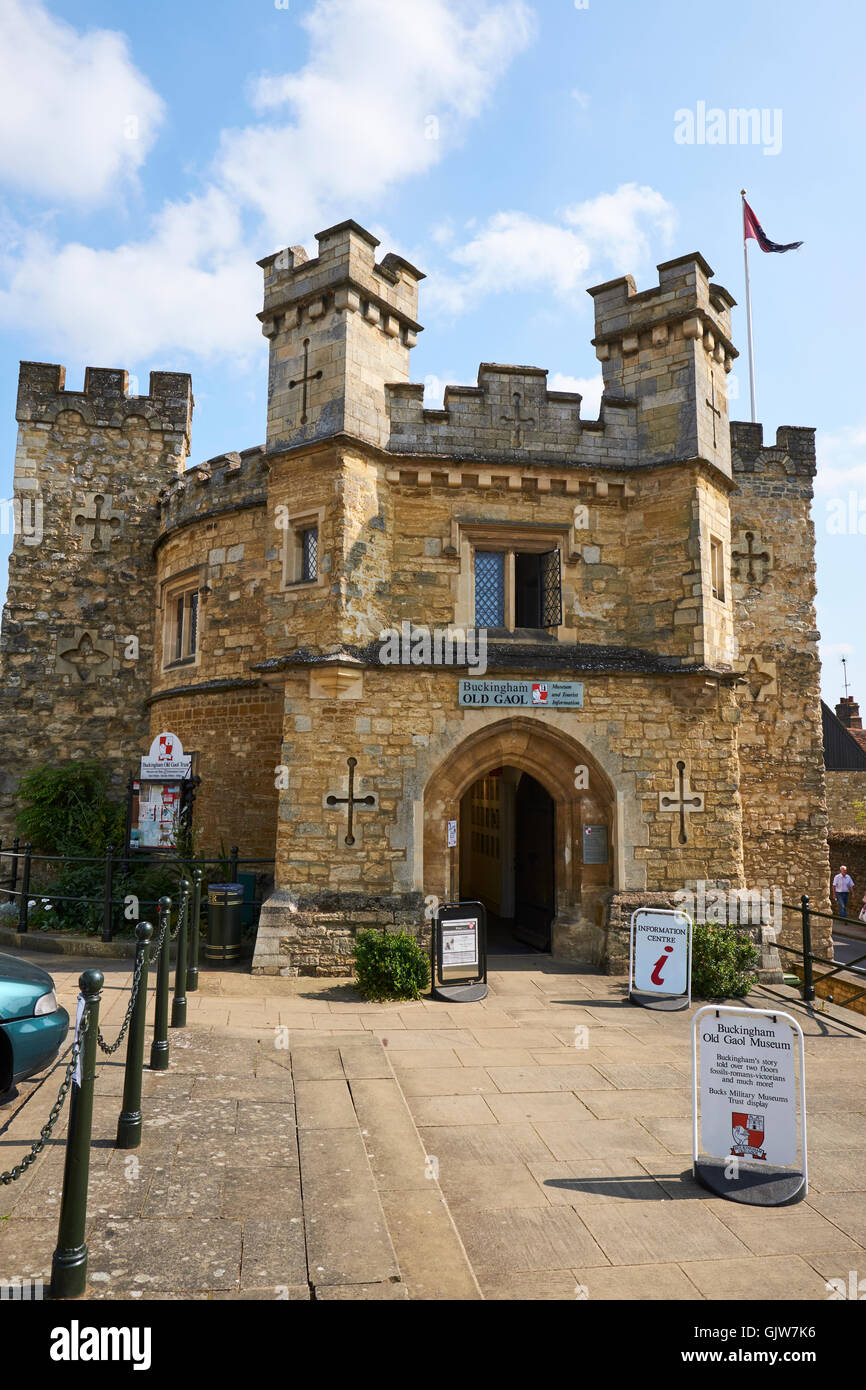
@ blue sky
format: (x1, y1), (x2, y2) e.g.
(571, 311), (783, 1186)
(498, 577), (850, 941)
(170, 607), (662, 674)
(0, 0), (860, 709)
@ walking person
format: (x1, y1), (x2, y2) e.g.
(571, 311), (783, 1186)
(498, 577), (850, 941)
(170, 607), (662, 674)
(832, 865), (854, 919)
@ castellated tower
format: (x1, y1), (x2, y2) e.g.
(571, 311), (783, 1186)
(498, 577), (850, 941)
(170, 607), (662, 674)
(589, 252), (737, 473)
(258, 219), (424, 453)
(0, 364), (192, 839)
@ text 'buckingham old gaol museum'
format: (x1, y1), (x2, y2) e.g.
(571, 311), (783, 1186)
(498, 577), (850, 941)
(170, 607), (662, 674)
(0, 220), (837, 975)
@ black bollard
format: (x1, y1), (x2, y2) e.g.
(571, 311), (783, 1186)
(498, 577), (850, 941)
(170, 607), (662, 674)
(50, 969), (103, 1299)
(186, 869), (202, 993)
(116, 922), (153, 1149)
(801, 893), (816, 1003)
(171, 884), (189, 1028)
(149, 897), (172, 1072)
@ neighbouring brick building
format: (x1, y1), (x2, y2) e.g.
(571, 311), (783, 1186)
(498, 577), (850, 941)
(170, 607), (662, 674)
(0, 219), (833, 973)
(823, 695), (866, 905)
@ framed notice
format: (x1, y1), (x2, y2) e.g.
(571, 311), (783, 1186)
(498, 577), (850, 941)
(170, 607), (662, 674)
(432, 901), (488, 1002)
(442, 918), (478, 970)
(691, 1005), (807, 1206)
(582, 825), (608, 864)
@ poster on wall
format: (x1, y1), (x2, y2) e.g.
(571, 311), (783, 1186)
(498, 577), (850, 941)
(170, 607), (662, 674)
(136, 782), (183, 849)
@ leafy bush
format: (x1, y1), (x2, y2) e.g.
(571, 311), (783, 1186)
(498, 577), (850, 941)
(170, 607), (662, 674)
(691, 920), (758, 1000)
(16, 761), (125, 854)
(353, 928), (430, 1001)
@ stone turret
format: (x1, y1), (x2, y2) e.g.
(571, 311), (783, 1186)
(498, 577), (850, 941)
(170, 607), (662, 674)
(0, 362), (193, 838)
(258, 220), (424, 454)
(588, 253), (737, 473)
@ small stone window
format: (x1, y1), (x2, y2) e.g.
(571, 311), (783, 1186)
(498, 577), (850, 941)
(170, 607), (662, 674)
(710, 536), (725, 602)
(164, 583), (200, 668)
(280, 507), (325, 588)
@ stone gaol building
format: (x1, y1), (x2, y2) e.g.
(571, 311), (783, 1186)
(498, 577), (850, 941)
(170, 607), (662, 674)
(0, 220), (832, 974)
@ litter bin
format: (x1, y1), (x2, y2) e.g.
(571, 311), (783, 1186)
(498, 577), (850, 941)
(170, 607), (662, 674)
(206, 883), (244, 963)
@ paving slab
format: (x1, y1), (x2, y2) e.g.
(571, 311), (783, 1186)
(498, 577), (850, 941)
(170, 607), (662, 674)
(240, 1217), (307, 1290)
(577, 1201), (751, 1266)
(457, 1205), (610, 1276)
(87, 1218), (242, 1291)
(297, 1127), (398, 1287)
(679, 1255), (835, 1301)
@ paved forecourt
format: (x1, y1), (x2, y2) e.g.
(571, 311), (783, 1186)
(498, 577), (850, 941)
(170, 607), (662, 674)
(1, 951), (864, 1300)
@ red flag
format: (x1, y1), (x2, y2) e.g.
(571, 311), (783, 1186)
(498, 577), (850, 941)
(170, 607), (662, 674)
(743, 197), (802, 254)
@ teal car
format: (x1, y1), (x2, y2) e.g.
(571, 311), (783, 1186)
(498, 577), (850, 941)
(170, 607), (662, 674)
(0, 953), (69, 1094)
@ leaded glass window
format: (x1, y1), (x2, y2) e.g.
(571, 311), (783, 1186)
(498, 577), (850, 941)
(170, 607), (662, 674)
(475, 550), (505, 627)
(301, 527), (318, 582)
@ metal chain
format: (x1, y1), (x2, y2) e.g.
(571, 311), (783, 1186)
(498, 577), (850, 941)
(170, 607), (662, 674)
(0, 1013), (89, 1185)
(96, 947), (145, 1055)
(148, 888), (187, 967)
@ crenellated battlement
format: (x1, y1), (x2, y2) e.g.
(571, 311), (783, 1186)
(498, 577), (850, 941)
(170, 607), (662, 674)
(730, 421), (816, 472)
(589, 253), (737, 366)
(16, 361), (193, 443)
(387, 362), (637, 466)
(158, 445), (268, 536)
(258, 220), (424, 346)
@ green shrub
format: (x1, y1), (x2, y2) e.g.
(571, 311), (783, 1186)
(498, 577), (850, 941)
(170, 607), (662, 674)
(353, 928), (430, 1001)
(16, 761), (125, 854)
(691, 920), (759, 1000)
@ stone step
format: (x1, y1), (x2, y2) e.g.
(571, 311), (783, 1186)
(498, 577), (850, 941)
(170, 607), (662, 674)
(291, 1033), (481, 1299)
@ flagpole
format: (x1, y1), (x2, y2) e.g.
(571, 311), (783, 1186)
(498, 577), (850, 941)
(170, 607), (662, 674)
(741, 189), (758, 423)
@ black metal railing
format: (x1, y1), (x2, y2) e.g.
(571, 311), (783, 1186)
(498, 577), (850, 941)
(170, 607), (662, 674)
(775, 894), (866, 1009)
(0, 840), (275, 940)
(1, 887), (202, 1298)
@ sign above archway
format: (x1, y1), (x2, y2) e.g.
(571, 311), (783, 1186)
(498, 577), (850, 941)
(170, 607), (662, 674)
(459, 679), (583, 708)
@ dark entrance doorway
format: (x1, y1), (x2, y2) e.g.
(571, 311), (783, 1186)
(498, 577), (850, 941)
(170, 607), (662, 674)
(459, 767), (555, 953)
(513, 772), (555, 951)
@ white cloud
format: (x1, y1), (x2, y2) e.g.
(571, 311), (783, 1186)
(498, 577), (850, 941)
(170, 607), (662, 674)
(548, 372), (603, 417)
(426, 185), (675, 317)
(0, 0), (164, 203)
(0, 0), (534, 363)
(563, 183), (677, 269)
(218, 0), (535, 244)
(0, 191), (258, 363)
(815, 424), (866, 495)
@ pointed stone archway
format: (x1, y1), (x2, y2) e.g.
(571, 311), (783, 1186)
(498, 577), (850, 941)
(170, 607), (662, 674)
(423, 717), (616, 962)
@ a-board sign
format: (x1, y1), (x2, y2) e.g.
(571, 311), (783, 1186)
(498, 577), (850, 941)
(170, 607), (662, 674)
(629, 908), (692, 1011)
(691, 1005), (807, 1206)
(431, 901), (488, 1002)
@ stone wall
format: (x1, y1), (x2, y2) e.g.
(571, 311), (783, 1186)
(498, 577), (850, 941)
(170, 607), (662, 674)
(825, 768), (866, 836)
(602, 890), (783, 985)
(254, 661), (745, 974)
(730, 423), (831, 953)
(147, 685), (282, 862)
(0, 363), (191, 841)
